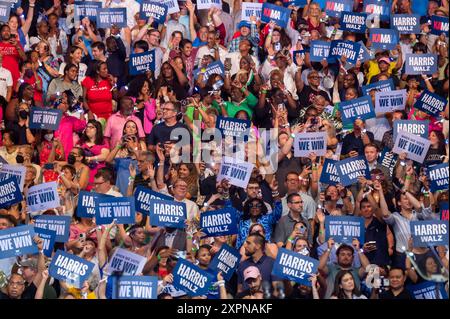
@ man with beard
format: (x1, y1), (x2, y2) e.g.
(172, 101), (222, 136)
(235, 266), (264, 299)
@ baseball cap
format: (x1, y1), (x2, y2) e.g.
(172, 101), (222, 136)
(237, 20), (251, 30)
(243, 266), (261, 281)
(377, 57), (391, 65)
(20, 258), (38, 270)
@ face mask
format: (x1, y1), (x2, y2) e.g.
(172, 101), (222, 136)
(16, 154), (24, 164)
(44, 133), (53, 142)
(19, 110), (29, 119)
(67, 154), (76, 165)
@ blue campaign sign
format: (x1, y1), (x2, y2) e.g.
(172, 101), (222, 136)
(325, 216), (365, 244)
(328, 40), (361, 65)
(0, 164), (26, 192)
(362, 78), (394, 95)
(33, 215), (71, 243)
(339, 96), (376, 125)
(200, 207), (239, 237)
(357, 41), (372, 62)
(393, 120), (429, 141)
(410, 220), (449, 248)
(29, 108), (63, 131)
(340, 12), (367, 33)
(363, 0), (390, 21)
(139, 1), (168, 23)
(97, 8), (127, 29)
(193, 61), (225, 83)
(415, 90), (448, 117)
(208, 244), (241, 281)
(129, 50), (156, 75)
(261, 3), (291, 29)
(113, 276), (158, 299)
(336, 156), (371, 187)
(430, 15), (449, 36)
(377, 148), (398, 176)
(370, 28), (398, 50)
(74, 1), (101, 23)
(0, 177), (23, 209)
(76, 191), (113, 218)
(408, 281), (449, 300)
(325, 0), (353, 18)
(0, 2), (11, 23)
(49, 250), (95, 288)
(134, 186), (172, 215)
(148, 199), (186, 228)
(309, 41), (331, 62)
(272, 248), (319, 286)
(0, 225), (38, 259)
(391, 14), (420, 34)
(405, 54), (438, 75)
(34, 227), (56, 258)
(26, 182), (60, 212)
(95, 196), (135, 225)
(282, 0), (307, 7)
(172, 258), (215, 296)
(319, 158), (341, 185)
(427, 163), (449, 193)
(216, 116), (251, 140)
(441, 202), (449, 221)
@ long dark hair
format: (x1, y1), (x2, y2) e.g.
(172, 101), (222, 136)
(66, 46), (83, 65)
(17, 83), (34, 103)
(122, 120), (139, 137)
(153, 62), (180, 96)
(332, 270), (362, 299)
(80, 119), (104, 145)
(242, 198), (268, 221)
(126, 76), (152, 98)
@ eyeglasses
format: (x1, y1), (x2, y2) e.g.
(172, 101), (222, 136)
(290, 201), (303, 204)
(93, 180), (106, 186)
(162, 108), (175, 112)
(249, 203), (262, 208)
(69, 152), (79, 157)
(86, 125), (96, 129)
(9, 281), (25, 287)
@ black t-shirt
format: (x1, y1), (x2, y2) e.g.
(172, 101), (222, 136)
(379, 288), (413, 299)
(146, 121), (191, 146)
(21, 282), (37, 299)
(298, 86), (330, 110)
(341, 131), (375, 156)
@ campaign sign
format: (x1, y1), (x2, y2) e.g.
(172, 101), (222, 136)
(97, 8), (127, 28)
(427, 163), (449, 193)
(410, 220), (449, 247)
(208, 244), (241, 281)
(29, 108), (63, 131)
(193, 61), (224, 83)
(325, 0), (353, 18)
(33, 215), (71, 243)
(197, 0), (222, 10)
(393, 120), (429, 141)
(319, 159), (341, 185)
(0, 2), (11, 23)
(357, 41), (372, 62)
(335, 156), (371, 187)
(328, 40), (361, 65)
(392, 130), (431, 164)
(217, 156), (254, 189)
(272, 248), (319, 286)
(282, 0), (308, 7)
(440, 202), (449, 221)
(148, 199), (186, 229)
(430, 15), (449, 36)
(0, 225), (37, 259)
(261, 3), (291, 29)
(361, 78), (394, 96)
(139, 1), (168, 23)
(309, 41), (331, 62)
(340, 12), (367, 33)
(34, 227), (56, 258)
(0, 177), (22, 209)
(107, 248), (147, 276)
(241, 2), (262, 21)
(134, 186), (172, 215)
(172, 258), (215, 296)
(113, 276), (158, 299)
(161, 0), (180, 15)
(216, 116), (251, 140)
(200, 207), (239, 237)
(377, 148), (398, 176)
(325, 216), (365, 244)
(363, 0), (390, 21)
(409, 281), (449, 300)
(0, 164), (26, 191)
(76, 191), (112, 218)
(415, 90), (448, 117)
(370, 28), (398, 50)
(374, 89), (407, 114)
(49, 250), (94, 288)
(391, 14), (420, 34)
(95, 196), (135, 225)
(74, 1), (101, 23)
(405, 54), (438, 75)
(339, 96), (376, 125)
(294, 132), (327, 157)
(26, 182), (59, 212)
(129, 50), (155, 75)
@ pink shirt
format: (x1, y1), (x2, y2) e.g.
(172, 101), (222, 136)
(103, 112), (145, 148)
(54, 114), (86, 160)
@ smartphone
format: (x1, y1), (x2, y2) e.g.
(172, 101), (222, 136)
(9, 34), (15, 40)
(44, 163), (54, 170)
(274, 42), (281, 51)
(79, 233), (86, 241)
(367, 241), (376, 245)
(212, 79), (224, 90)
(225, 57), (231, 65)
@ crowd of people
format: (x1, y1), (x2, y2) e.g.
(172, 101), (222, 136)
(0, 0), (448, 300)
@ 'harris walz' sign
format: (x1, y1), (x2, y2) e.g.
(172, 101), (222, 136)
(129, 51), (155, 75)
(410, 220), (449, 247)
(405, 54), (438, 75)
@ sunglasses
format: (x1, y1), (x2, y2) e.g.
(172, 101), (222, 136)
(249, 203), (262, 208)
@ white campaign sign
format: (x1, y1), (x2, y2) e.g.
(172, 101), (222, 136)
(161, 0), (180, 15)
(375, 89), (407, 114)
(0, 164), (26, 192)
(294, 132), (328, 157)
(241, 2), (262, 21)
(197, 0), (222, 10)
(392, 130), (431, 163)
(217, 157), (254, 189)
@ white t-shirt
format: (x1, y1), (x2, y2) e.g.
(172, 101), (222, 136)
(0, 67), (13, 99)
(59, 62), (87, 84)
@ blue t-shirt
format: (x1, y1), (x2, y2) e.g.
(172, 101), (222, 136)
(115, 158), (138, 196)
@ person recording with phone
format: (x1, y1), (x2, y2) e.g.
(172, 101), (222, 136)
(341, 118), (374, 158)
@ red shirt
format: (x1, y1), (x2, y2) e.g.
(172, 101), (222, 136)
(0, 41), (23, 88)
(81, 76), (113, 120)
